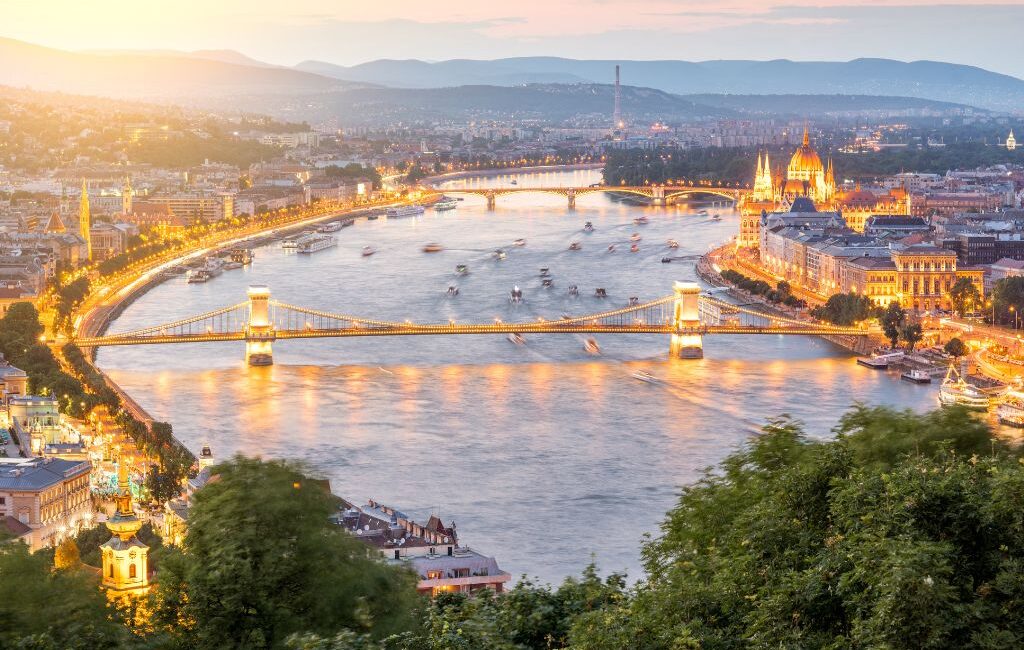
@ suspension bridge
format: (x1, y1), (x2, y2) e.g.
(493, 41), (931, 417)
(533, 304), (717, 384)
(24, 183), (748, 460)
(433, 185), (747, 210)
(73, 283), (871, 366)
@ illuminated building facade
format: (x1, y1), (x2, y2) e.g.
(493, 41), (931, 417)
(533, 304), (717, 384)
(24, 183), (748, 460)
(0, 456), (92, 550)
(79, 180), (92, 262)
(100, 460), (149, 595)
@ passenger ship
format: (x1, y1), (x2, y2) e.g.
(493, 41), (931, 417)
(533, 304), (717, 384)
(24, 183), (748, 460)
(296, 233), (337, 254)
(433, 197), (458, 211)
(386, 205), (425, 218)
(996, 386), (1024, 427)
(937, 365), (990, 410)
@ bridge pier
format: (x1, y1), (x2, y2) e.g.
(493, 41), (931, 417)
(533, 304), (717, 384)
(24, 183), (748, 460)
(245, 285), (275, 366)
(670, 281), (703, 359)
(485, 191), (496, 211)
(651, 185), (666, 207)
(566, 189), (576, 210)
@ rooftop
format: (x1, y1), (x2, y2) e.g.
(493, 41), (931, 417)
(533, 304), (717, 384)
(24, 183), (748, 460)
(0, 457), (91, 491)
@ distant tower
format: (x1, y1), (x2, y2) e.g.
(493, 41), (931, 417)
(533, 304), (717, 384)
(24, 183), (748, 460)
(198, 443), (215, 471)
(100, 459), (150, 595)
(612, 65), (622, 135)
(78, 179), (92, 262)
(121, 176), (133, 215)
(1008, 130), (1017, 151)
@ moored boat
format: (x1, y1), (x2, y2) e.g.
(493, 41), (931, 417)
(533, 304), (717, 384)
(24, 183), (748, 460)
(937, 365), (990, 410)
(297, 233), (336, 254)
(997, 387), (1024, 427)
(318, 221), (343, 233)
(856, 351), (904, 369)
(434, 197), (458, 211)
(901, 369), (932, 384)
(386, 205), (425, 218)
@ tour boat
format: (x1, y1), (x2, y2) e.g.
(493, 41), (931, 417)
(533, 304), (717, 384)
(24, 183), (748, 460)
(318, 221), (343, 233)
(513, 238), (526, 247)
(281, 237), (300, 250)
(509, 286), (523, 303)
(856, 351), (904, 369)
(434, 197), (458, 211)
(900, 369), (932, 384)
(996, 387), (1024, 427)
(568, 285), (579, 297)
(229, 248), (254, 265)
(630, 233), (642, 242)
(422, 243), (444, 253)
(632, 370), (660, 384)
(568, 242), (582, 251)
(386, 205), (425, 218)
(595, 288), (607, 298)
(542, 279), (554, 288)
(584, 338), (600, 355)
(667, 239), (679, 248)
(455, 264), (469, 275)
(937, 365), (990, 410)
(630, 244), (640, 253)
(494, 249), (506, 260)
(362, 246), (376, 257)
(633, 216), (649, 225)
(584, 222), (594, 232)
(187, 258), (224, 283)
(297, 234), (337, 254)
(446, 285), (459, 296)
(507, 332), (525, 344)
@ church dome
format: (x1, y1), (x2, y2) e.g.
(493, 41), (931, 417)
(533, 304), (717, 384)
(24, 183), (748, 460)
(789, 145), (823, 173)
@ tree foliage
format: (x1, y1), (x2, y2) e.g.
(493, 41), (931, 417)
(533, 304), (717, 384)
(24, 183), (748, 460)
(810, 292), (875, 326)
(151, 457), (420, 649)
(881, 302), (907, 348)
(992, 276), (1024, 326)
(944, 337), (968, 358)
(950, 277), (981, 316)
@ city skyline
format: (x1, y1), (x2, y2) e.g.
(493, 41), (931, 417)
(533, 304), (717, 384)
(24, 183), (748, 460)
(3, 1), (1024, 79)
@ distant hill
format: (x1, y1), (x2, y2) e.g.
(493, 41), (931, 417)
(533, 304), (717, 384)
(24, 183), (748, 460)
(0, 37), (352, 101)
(683, 94), (976, 116)
(299, 57), (1024, 111)
(285, 84), (733, 125)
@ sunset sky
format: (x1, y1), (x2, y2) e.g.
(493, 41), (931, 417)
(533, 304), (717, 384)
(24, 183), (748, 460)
(5, 0), (1024, 77)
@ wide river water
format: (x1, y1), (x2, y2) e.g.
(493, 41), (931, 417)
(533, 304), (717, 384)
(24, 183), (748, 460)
(99, 169), (937, 583)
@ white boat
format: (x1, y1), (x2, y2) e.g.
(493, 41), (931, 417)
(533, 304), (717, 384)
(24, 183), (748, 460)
(187, 258), (224, 283)
(386, 205), (425, 218)
(584, 338), (600, 355)
(856, 351), (905, 369)
(568, 242), (581, 251)
(997, 387), (1024, 427)
(632, 370), (660, 384)
(630, 233), (642, 242)
(434, 197), (458, 211)
(513, 239), (526, 247)
(297, 234), (336, 254)
(281, 238), (300, 250)
(422, 243), (444, 253)
(667, 239), (679, 249)
(697, 209), (708, 216)
(937, 365), (990, 410)
(318, 221), (343, 233)
(900, 369), (932, 384)
(362, 246), (376, 257)
(507, 332), (525, 345)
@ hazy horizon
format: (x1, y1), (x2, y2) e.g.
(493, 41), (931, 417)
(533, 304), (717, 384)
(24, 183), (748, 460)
(4, 1), (1024, 79)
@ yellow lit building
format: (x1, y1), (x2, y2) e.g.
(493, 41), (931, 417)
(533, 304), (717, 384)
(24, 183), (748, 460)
(100, 460), (149, 596)
(890, 245), (984, 312)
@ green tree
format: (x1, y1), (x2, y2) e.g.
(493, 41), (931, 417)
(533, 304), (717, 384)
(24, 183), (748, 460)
(992, 276), (1024, 326)
(582, 405), (1024, 650)
(145, 465), (183, 505)
(53, 538), (81, 570)
(154, 457), (419, 649)
(944, 337), (968, 359)
(810, 293), (874, 326)
(0, 543), (134, 649)
(901, 322), (924, 351)
(949, 277), (981, 316)
(881, 302), (906, 348)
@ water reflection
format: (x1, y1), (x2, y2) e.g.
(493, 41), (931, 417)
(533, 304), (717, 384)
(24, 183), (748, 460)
(99, 170), (938, 583)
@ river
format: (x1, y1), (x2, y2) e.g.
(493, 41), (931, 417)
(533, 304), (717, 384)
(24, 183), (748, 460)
(98, 169), (937, 584)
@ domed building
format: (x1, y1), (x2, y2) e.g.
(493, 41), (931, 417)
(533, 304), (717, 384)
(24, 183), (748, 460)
(782, 127), (835, 205)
